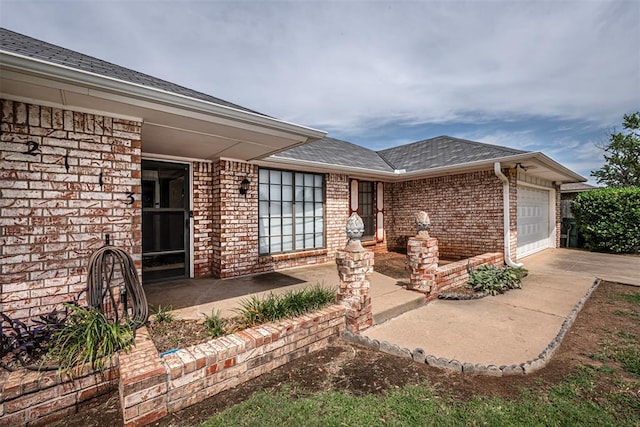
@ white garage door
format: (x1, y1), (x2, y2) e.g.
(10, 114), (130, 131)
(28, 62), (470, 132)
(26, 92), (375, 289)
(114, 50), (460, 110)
(517, 186), (550, 258)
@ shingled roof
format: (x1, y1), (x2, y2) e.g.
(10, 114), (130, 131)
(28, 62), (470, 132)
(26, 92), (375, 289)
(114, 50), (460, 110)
(273, 136), (394, 172)
(0, 27), (263, 115)
(274, 135), (529, 173)
(378, 135), (528, 172)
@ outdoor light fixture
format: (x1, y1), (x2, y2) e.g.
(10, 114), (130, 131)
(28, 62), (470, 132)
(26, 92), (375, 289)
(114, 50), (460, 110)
(239, 176), (250, 197)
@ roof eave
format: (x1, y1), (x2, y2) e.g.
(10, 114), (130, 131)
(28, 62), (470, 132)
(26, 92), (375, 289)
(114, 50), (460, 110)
(0, 50), (326, 141)
(263, 152), (586, 183)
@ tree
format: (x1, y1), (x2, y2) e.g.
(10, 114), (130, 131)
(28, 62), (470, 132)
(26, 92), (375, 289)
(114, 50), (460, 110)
(591, 112), (640, 187)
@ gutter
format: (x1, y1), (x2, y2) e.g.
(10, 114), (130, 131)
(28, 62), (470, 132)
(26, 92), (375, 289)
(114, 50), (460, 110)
(494, 162), (524, 268)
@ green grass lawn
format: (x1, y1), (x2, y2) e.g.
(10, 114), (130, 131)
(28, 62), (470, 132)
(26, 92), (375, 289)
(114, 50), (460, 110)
(201, 365), (638, 427)
(201, 286), (640, 427)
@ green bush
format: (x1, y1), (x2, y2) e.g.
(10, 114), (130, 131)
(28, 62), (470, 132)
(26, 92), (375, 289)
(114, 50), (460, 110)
(237, 285), (336, 327)
(203, 310), (226, 338)
(572, 187), (640, 253)
(468, 264), (528, 296)
(151, 304), (174, 324)
(47, 304), (134, 375)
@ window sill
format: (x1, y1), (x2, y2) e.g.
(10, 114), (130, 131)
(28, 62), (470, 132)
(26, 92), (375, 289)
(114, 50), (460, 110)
(259, 248), (329, 263)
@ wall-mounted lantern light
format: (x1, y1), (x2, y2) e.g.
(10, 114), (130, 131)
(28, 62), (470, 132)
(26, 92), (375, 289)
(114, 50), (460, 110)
(239, 176), (250, 198)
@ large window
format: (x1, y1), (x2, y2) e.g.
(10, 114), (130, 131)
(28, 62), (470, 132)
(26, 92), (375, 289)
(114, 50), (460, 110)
(358, 181), (375, 240)
(258, 169), (324, 255)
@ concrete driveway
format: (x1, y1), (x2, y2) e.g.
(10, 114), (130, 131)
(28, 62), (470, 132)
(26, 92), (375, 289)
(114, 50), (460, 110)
(361, 249), (640, 366)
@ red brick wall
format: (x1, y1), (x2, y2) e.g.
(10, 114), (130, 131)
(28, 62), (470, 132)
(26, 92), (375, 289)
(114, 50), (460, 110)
(384, 170), (506, 259)
(192, 161), (214, 277)
(212, 162), (350, 278)
(0, 99), (142, 322)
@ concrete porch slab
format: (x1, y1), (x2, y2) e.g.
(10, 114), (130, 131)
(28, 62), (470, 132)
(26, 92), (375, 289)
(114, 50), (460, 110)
(361, 248), (640, 367)
(144, 262), (424, 323)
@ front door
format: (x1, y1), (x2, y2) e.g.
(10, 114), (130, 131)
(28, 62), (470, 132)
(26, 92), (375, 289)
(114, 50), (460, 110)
(142, 160), (190, 282)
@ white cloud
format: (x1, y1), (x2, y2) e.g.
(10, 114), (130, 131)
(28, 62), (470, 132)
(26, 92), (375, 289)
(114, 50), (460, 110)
(0, 0), (635, 183)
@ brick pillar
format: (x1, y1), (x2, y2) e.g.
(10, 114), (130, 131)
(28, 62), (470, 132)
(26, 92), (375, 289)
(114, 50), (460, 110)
(336, 213), (374, 333)
(407, 211), (439, 293)
(407, 237), (439, 293)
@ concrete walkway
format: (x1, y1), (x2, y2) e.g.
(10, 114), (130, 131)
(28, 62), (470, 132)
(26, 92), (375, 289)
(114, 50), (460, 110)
(145, 262), (422, 322)
(362, 249), (640, 366)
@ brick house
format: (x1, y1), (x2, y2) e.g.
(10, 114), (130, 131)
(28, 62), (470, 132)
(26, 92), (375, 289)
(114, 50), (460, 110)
(0, 28), (585, 322)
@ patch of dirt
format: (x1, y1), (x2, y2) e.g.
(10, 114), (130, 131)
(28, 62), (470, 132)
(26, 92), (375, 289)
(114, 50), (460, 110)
(148, 317), (245, 354)
(374, 252), (410, 280)
(51, 281), (640, 427)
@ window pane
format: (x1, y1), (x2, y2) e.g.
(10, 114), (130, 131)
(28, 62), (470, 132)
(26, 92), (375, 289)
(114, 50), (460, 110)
(315, 233), (324, 247)
(305, 234), (314, 249)
(282, 201), (293, 217)
(270, 223), (281, 236)
(304, 202), (313, 216)
(259, 201), (269, 217)
(270, 170), (281, 184)
(315, 218), (324, 232)
(295, 185), (304, 201)
(305, 217), (314, 231)
(259, 217), (269, 235)
(315, 188), (323, 202)
(314, 175), (323, 187)
(295, 218), (304, 234)
(259, 184), (269, 200)
(282, 235), (293, 251)
(304, 187), (313, 200)
(282, 185), (293, 201)
(282, 218), (293, 235)
(259, 169), (269, 182)
(270, 185), (281, 200)
(295, 235), (304, 250)
(259, 237), (269, 254)
(282, 171), (293, 185)
(270, 202), (282, 216)
(315, 203), (323, 216)
(271, 238), (281, 253)
(304, 174), (314, 186)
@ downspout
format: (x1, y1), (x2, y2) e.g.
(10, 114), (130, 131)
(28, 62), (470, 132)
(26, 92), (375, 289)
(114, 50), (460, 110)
(494, 162), (524, 268)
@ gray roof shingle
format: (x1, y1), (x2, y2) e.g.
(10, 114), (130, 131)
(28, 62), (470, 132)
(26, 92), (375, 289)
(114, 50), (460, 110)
(377, 135), (528, 172)
(273, 137), (394, 172)
(0, 27), (264, 115)
(275, 135), (530, 174)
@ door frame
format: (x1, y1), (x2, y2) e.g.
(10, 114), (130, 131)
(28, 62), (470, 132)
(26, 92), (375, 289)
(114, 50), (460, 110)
(141, 157), (194, 281)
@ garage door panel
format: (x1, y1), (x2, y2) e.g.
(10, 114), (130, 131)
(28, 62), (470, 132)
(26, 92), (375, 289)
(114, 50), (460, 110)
(517, 187), (550, 258)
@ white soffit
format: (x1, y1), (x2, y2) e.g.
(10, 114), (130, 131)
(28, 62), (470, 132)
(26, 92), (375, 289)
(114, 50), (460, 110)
(0, 54), (325, 161)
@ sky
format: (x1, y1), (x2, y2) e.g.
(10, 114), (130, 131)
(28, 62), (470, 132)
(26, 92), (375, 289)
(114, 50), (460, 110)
(1, 0), (639, 184)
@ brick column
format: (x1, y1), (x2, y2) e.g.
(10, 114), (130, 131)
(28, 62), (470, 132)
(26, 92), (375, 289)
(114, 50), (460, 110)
(407, 237), (439, 293)
(407, 211), (439, 293)
(336, 213), (374, 333)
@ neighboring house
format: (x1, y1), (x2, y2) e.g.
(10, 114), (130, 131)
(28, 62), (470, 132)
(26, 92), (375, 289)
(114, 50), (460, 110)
(560, 182), (598, 219)
(559, 182), (597, 248)
(0, 28), (585, 322)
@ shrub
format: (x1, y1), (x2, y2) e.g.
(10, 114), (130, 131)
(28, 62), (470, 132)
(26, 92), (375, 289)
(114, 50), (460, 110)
(1, 307), (68, 370)
(468, 265), (528, 296)
(152, 305), (174, 324)
(203, 310), (226, 338)
(47, 304), (134, 375)
(237, 285), (336, 327)
(572, 187), (640, 254)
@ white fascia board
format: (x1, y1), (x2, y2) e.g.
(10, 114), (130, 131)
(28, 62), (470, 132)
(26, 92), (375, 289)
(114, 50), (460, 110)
(0, 51), (327, 140)
(529, 152), (586, 183)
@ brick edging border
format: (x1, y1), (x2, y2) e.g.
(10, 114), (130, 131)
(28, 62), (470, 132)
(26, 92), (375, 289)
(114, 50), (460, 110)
(341, 278), (602, 376)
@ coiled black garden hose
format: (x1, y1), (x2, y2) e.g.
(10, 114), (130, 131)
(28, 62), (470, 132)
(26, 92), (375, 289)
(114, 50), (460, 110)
(86, 245), (148, 328)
